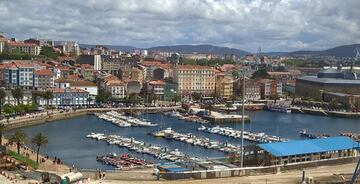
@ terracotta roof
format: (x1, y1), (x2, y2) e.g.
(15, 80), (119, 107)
(68, 74), (84, 80)
(177, 65), (214, 70)
(106, 79), (125, 86)
(81, 64), (93, 69)
(51, 88), (89, 94)
(56, 66), (70, 71)
(149, 80), (165, 85)
(142, 61), (162, 66)
(34, 69), (53, 76)
(8, 41), (38, 47)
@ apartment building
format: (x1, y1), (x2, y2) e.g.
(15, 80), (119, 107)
(37, 88), (89, 106)
(215, 74), (233, 99)
(4, 62), (35, 89)
(7, 41), (41, 55)
(0, 35), (7, 53)
(259, 79), (282, 100)
(148, 80), (165, 100)
(235, 78), (261, 101)
(174, 65), (215, 96)
(34, 69), (54, 90)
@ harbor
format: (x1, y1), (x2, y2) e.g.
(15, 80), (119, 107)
(152, 128), (243, 153)
(197, 125), (287, 143)
(6, 110), (360, 171)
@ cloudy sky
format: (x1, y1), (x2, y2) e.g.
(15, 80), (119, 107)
(1, 0), (360, 52)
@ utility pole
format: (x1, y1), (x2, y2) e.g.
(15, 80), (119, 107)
(240, 71), (245, 168)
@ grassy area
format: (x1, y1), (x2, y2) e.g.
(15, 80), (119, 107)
(7, 150), (39, 169)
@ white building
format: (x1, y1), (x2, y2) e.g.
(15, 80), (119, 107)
(4, 61), (35, 89)
(37, 88), (90, 106)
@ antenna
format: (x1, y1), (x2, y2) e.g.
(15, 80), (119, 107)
(355, 47), (360, 61)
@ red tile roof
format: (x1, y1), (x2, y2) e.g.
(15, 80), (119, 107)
(51, 88), (88, 94)
(149, 80), (165, 85)
(8, 41), (38, 47)
(177, 65), (214, 70)
(34, 69), (53, 76)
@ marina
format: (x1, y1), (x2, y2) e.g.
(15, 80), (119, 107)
(95, 111), (158, 127)
(96, 153), (153, 170)
(153, 128), (243, 153)
(198, 125), (287, 143)
(7, 110), (360, 170)
(87, 132), (199, 162)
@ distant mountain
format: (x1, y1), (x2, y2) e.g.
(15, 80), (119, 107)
(148, 44), (250, 56)
(80, 44), (137, 52)
(287, 44), (360, 58)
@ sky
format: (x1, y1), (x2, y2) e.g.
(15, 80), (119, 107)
(0, 0), (360, 52)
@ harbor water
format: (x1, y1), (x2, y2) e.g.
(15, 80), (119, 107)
(7, 111), (360, 170)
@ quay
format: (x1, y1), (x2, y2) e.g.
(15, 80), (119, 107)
(2, 106), (180, 129)
(190, 108), (251, 123)
(198, 125), (287, 143)
(291, 106), (360, 119)
(153, 128), (243, 153)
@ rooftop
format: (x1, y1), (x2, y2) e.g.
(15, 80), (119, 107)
(259, 136), (359, 157)
(34, 69), (53, 76)
(298, 76), (360, 85)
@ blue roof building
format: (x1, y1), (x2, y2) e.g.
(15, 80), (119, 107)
(258, 137), (359, 165)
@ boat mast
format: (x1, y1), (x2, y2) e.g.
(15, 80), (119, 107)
(240, 71), (245, 168)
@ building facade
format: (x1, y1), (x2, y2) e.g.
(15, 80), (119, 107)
(37, 88), (89, 106)
(174, 65), (215, 96)
(259, 79), (282, 100)
(7, 42), (41, 55)
(34, 69), (54, 90)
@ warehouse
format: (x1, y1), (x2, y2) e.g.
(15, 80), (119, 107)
(258, 137), (359, 166)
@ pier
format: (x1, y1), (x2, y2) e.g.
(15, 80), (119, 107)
(153, 128), (243, 153)
(198, 126), (287, 143)
(86, 133), (198, 163)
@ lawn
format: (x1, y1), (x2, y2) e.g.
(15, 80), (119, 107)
(7, 150), (39, 169)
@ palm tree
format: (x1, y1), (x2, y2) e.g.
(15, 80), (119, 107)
(9, 130), (27, 154)
(11, 87), (23, 105)
(87, 97), (92, 107)
(329, 98), (338, 110)
(31, 133), (48, 164)
(0, 123), (7, 145)
(0, 89), (6, 114)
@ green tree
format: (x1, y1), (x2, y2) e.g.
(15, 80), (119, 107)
(251, 69), (270, 79)
(96, 89), (111, 104)
(31, 133), (48, 164)
(173, 94), (181, 105)
(39, 46), (60, 60)
(43, 90), (54, 107)
(9, 130), (27, 154)
(226, 102), (233, 114)
(127, 93), (140, 106)
(232, 71), (239, 78)
(271, 93), (280, 104)
(329, 98), (338, 110)
(0, 123), (7, 145)
(191, 92), (202, 101)
(3, 104), (14, 115)
(0, 89), (6, 114)
(11, 87), (23, 105)
(354, 100), (360, 112)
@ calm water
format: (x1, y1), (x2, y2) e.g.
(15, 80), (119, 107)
(7, 111), (360, 170)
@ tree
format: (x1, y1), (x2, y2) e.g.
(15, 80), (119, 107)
(3, 104), (14, 116)
(191, 92), (202, 101)
(173, 94), (181, 106)
(9, 130), (27, 154)
(96, 89), (111, 104)
(251, 69), (270, 79)
(354, 100), (360, 112)
(329, 98), (338, 110)
(11, 87), (23, 105)
(31, 133), (48, 164)
(271, 93), (280, 104)
(232, 71), (239, 78)
(127, 93), (140, 106)
(40, 46), (60, 60)
(226, 102), (233, 114)
(0, 89), (6, 114)
(0, 123), (7, 145)
(43, 90), (54, 107)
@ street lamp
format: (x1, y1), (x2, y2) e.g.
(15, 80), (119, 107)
(240, 69), (246, 168)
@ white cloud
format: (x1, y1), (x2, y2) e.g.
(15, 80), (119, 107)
(0, 0), (359, 52)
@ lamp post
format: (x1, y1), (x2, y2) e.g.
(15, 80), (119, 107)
(240, 70), (246, 168)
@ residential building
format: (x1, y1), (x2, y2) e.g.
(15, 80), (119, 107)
(34, 69), (54, 90)
(3, 90), (33, 105)
(0, 64), (6, 85)
(37, 88), (89, 107)
(259, 79), (282, 100)
(118, 65), (143, 83)
(54, 79), (98, 98)
(104, 78), (126, 99)
(55, 41), (80, 56)
(0, 35), (7, 53)
(235, 78), (261, 101)
(81, 64), (95, 81)
(148, 80), (165, 100)
(4, 61), (35, 89)
(77, 55), (102, 70)
(7, 41), (41, 55)
(215, 74), (233, 99)
(174, 65), (215, 96)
